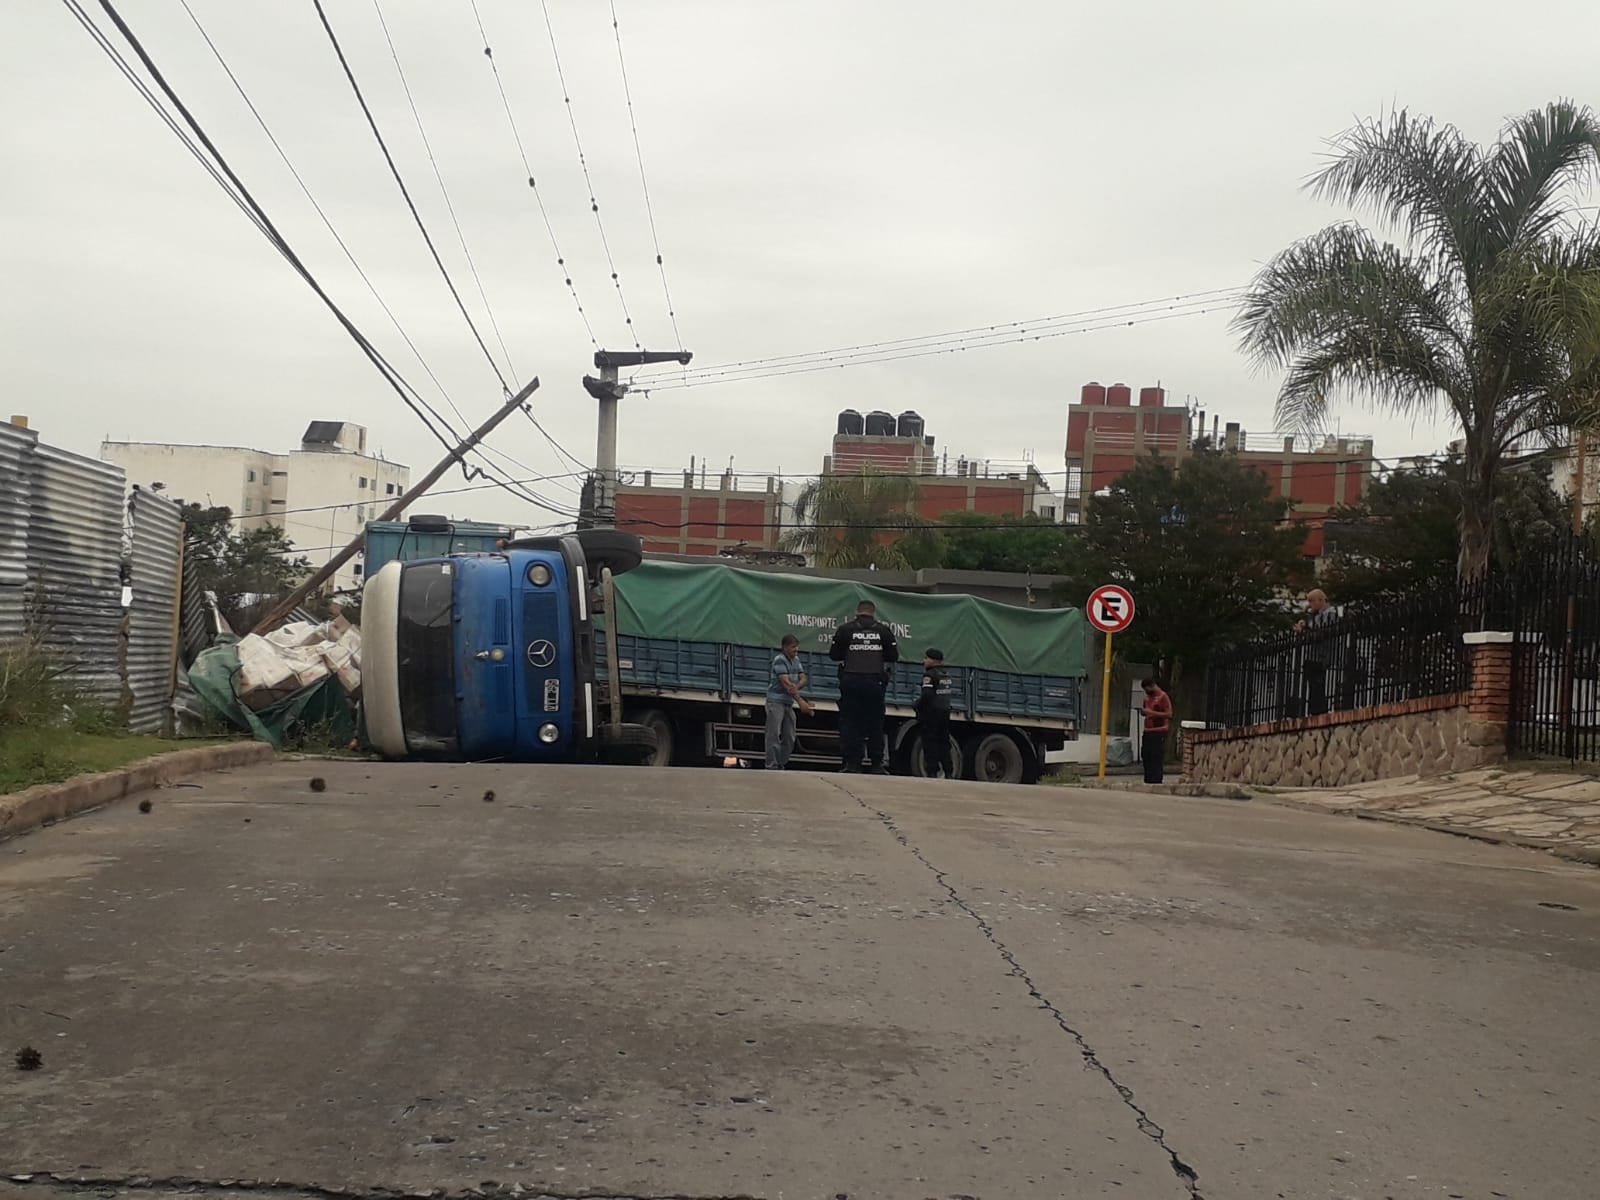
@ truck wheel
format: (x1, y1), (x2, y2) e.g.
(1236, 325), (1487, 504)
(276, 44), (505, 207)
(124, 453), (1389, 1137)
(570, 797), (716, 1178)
(907, 731), (965, 780)
(597, 721), (658, 765)
(631, 708), (675, 767)
(964, 732), (1025, 785)
(574, 529), (644, 577)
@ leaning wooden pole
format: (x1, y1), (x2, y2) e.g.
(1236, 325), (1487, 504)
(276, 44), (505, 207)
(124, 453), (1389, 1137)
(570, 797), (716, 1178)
(250, 377), (540, 634)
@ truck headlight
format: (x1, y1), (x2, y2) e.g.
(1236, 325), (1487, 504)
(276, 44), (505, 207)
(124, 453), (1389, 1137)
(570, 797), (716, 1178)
(527, 563), (552, 587)
(538, 722), (560, 744)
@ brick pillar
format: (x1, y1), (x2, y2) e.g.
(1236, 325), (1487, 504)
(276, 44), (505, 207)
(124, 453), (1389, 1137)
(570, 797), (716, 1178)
(1461, 632), (1514, 767)
(1463, 631), (1514, 724)
(1180, 720), (1204, 780)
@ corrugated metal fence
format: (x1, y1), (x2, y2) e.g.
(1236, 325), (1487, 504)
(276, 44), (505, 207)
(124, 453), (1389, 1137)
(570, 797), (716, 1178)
(0, 425), (189, 732)
(125, 488), (184, 733)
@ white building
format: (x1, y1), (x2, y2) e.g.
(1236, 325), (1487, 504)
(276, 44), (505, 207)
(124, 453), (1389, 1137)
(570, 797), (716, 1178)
(102, 422), (408, 593)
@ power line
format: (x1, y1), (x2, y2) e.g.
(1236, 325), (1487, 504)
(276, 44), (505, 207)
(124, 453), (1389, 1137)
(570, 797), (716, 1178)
(62, 0), (271, 242)
(608, 0), (683, 353)
(370, 0), (518, 382)
(526, 411), (594, 474)
(637, 300), (1245, 392)
(176, 0), (471, 437)
(467, 0), (598, 349)
(86, 0), (464, 457)
(81, 0), (561, 519)
(310, 0), (511, 393)
(631, 287), (1246, 386)
(538, 0), (641, 347)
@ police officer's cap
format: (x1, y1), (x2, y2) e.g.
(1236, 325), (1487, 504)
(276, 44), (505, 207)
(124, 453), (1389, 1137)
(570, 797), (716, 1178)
(925, 647), (945, 661)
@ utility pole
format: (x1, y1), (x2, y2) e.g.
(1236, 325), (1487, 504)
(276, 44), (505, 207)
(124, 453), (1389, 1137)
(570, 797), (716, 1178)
(250, 377), (540, 634)
(581, 348), (692, 526)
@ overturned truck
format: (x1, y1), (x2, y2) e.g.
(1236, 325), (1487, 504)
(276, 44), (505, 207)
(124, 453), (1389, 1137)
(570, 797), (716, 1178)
(361, 531), (1087, 783)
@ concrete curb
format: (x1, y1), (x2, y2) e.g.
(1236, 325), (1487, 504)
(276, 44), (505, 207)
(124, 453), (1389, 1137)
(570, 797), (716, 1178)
(0, 742), (274, 844)
(1066, 779), (1256, 801)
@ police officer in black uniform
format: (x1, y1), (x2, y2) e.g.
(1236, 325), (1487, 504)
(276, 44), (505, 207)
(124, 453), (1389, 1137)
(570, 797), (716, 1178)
(915, 647), (955, 778)
(829, 599), (898, 773)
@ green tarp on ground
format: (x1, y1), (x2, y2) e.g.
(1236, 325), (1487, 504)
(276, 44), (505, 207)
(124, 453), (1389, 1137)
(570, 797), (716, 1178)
(188, 637), (356, 749)
(610, 560), (1087, 677)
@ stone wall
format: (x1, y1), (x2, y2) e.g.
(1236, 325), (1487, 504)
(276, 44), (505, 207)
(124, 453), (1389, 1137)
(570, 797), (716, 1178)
(1184, 694), (1507, 789)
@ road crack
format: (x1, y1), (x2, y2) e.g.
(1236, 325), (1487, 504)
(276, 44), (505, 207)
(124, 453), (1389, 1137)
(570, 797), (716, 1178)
(2, 1173), (762, 1200)
(828, 780), (1206, 1198)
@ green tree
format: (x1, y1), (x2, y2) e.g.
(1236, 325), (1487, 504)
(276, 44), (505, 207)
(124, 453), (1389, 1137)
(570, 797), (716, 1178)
(1322, 456), (1573, 605)
(925, 511), (1078, 575)
(1055, 450), (1310, 706)
(781, 471), (936, 569)
(1235, 100), (1600, 578)
(182, 505), (311, 628)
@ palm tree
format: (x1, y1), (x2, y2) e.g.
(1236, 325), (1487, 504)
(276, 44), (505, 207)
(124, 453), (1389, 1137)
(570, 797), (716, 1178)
(781, 470), (937, 569)
(1235, 100), (1600, 577)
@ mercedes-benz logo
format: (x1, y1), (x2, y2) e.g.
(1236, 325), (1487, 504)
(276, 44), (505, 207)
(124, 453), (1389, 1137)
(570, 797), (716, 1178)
(526, 639), (556, 668)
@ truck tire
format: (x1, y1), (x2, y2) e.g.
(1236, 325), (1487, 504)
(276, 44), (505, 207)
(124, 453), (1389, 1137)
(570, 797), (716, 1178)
(597, 721), (658, 765)
(574, 529), (644, 577)
(906, 730), (965, 780)
(631, 708), (675, 767)
(964, 731), (1025, 785)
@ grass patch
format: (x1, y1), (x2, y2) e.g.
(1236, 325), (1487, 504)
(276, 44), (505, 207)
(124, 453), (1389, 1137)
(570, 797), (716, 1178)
(0, 730), (226, 795)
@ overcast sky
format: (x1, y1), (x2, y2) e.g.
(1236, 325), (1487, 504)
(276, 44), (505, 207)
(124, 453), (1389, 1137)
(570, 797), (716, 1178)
(4, 1), (1598, 527)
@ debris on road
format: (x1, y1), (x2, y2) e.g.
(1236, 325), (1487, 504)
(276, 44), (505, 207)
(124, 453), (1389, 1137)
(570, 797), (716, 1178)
(15, 1045), (42, 1071)
(309, 777), (327, 793)
(483, 789), (496, 803)
(138, 798), (153, 813)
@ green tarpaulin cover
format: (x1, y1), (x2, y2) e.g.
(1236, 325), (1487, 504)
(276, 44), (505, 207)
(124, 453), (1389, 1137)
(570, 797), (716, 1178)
(610, 561), (1087, 677)
(188, 637), (356, 750)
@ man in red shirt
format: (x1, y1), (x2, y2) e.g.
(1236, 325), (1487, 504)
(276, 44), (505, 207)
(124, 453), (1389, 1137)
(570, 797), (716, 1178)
(1140, 679), (1172, 784)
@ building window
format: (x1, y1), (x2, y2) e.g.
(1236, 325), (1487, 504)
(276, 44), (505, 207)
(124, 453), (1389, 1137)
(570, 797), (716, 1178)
(247, 469), (257, 483)
(1066, 466), (1083, 499)
(353, 563), (363, 577)
(358, 476), (368, 489)
(1040, 505), (1056, 520)
(386, 483), (396, 495)
(244, 499), (254, 513)
(272, 470), (288, 478)
(1066, 510), (1082, 525)
(271, 499), (285, 506)
(357, 505), (368, 521)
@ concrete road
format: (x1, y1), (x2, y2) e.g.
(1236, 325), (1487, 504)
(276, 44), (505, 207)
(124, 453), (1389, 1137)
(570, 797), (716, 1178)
(2, 762), (1598, 1200)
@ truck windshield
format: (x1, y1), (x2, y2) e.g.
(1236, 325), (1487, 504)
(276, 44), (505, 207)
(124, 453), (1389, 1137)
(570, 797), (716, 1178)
(397, 562), (458, 754)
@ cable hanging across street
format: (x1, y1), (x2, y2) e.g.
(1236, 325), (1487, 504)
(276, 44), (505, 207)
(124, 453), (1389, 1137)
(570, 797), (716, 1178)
(538, 0), (641, 348)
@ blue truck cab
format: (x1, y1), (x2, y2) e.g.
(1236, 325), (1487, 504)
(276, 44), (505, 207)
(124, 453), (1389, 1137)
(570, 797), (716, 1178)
(362, 530), (641, 762)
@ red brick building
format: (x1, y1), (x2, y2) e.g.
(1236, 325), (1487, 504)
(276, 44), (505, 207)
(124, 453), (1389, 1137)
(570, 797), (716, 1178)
(1063, 382), (1373, 556)
(615, 471), (784, 557)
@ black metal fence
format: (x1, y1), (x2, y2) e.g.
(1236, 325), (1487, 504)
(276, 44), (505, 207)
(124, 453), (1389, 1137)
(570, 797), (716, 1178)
(1507, 537), (1600, 763)
(1205, 579), (1490, 730)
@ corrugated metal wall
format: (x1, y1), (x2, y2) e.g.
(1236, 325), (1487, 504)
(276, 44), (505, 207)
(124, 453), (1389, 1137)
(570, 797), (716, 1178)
(0, 422), (36, 646)
(26, 442), (128, 710)
(126, 489), (184, 734)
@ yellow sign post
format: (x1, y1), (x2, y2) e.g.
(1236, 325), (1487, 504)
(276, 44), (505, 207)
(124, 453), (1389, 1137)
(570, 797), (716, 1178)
(1085, 584), (1135, 782)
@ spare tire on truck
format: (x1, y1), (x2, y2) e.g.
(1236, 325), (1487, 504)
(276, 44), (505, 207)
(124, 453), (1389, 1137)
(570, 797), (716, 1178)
(574, 529), (644, 578)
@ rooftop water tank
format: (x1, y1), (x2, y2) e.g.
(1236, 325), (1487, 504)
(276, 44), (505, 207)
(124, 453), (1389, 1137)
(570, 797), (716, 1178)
(864, 410), (896, 437)
(896, 410), (925, 439)
(836, 409), (864, 436)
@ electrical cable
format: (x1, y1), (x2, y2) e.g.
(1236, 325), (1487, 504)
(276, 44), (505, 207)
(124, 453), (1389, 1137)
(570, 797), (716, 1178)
(630, 302), (1241, 392)
(176, 0), (472, 435)
(370, 0), (518, 382)
(538, 0), (641, 347)
(88, 0), (466, 461)
(469, 0), (598, 349)
(311, 0), (511, 394)
(630, 287), (1246, 386)
(62, 0), (271, 243)
(84, 0), (566, 520)
(608, 0), (683, 353)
